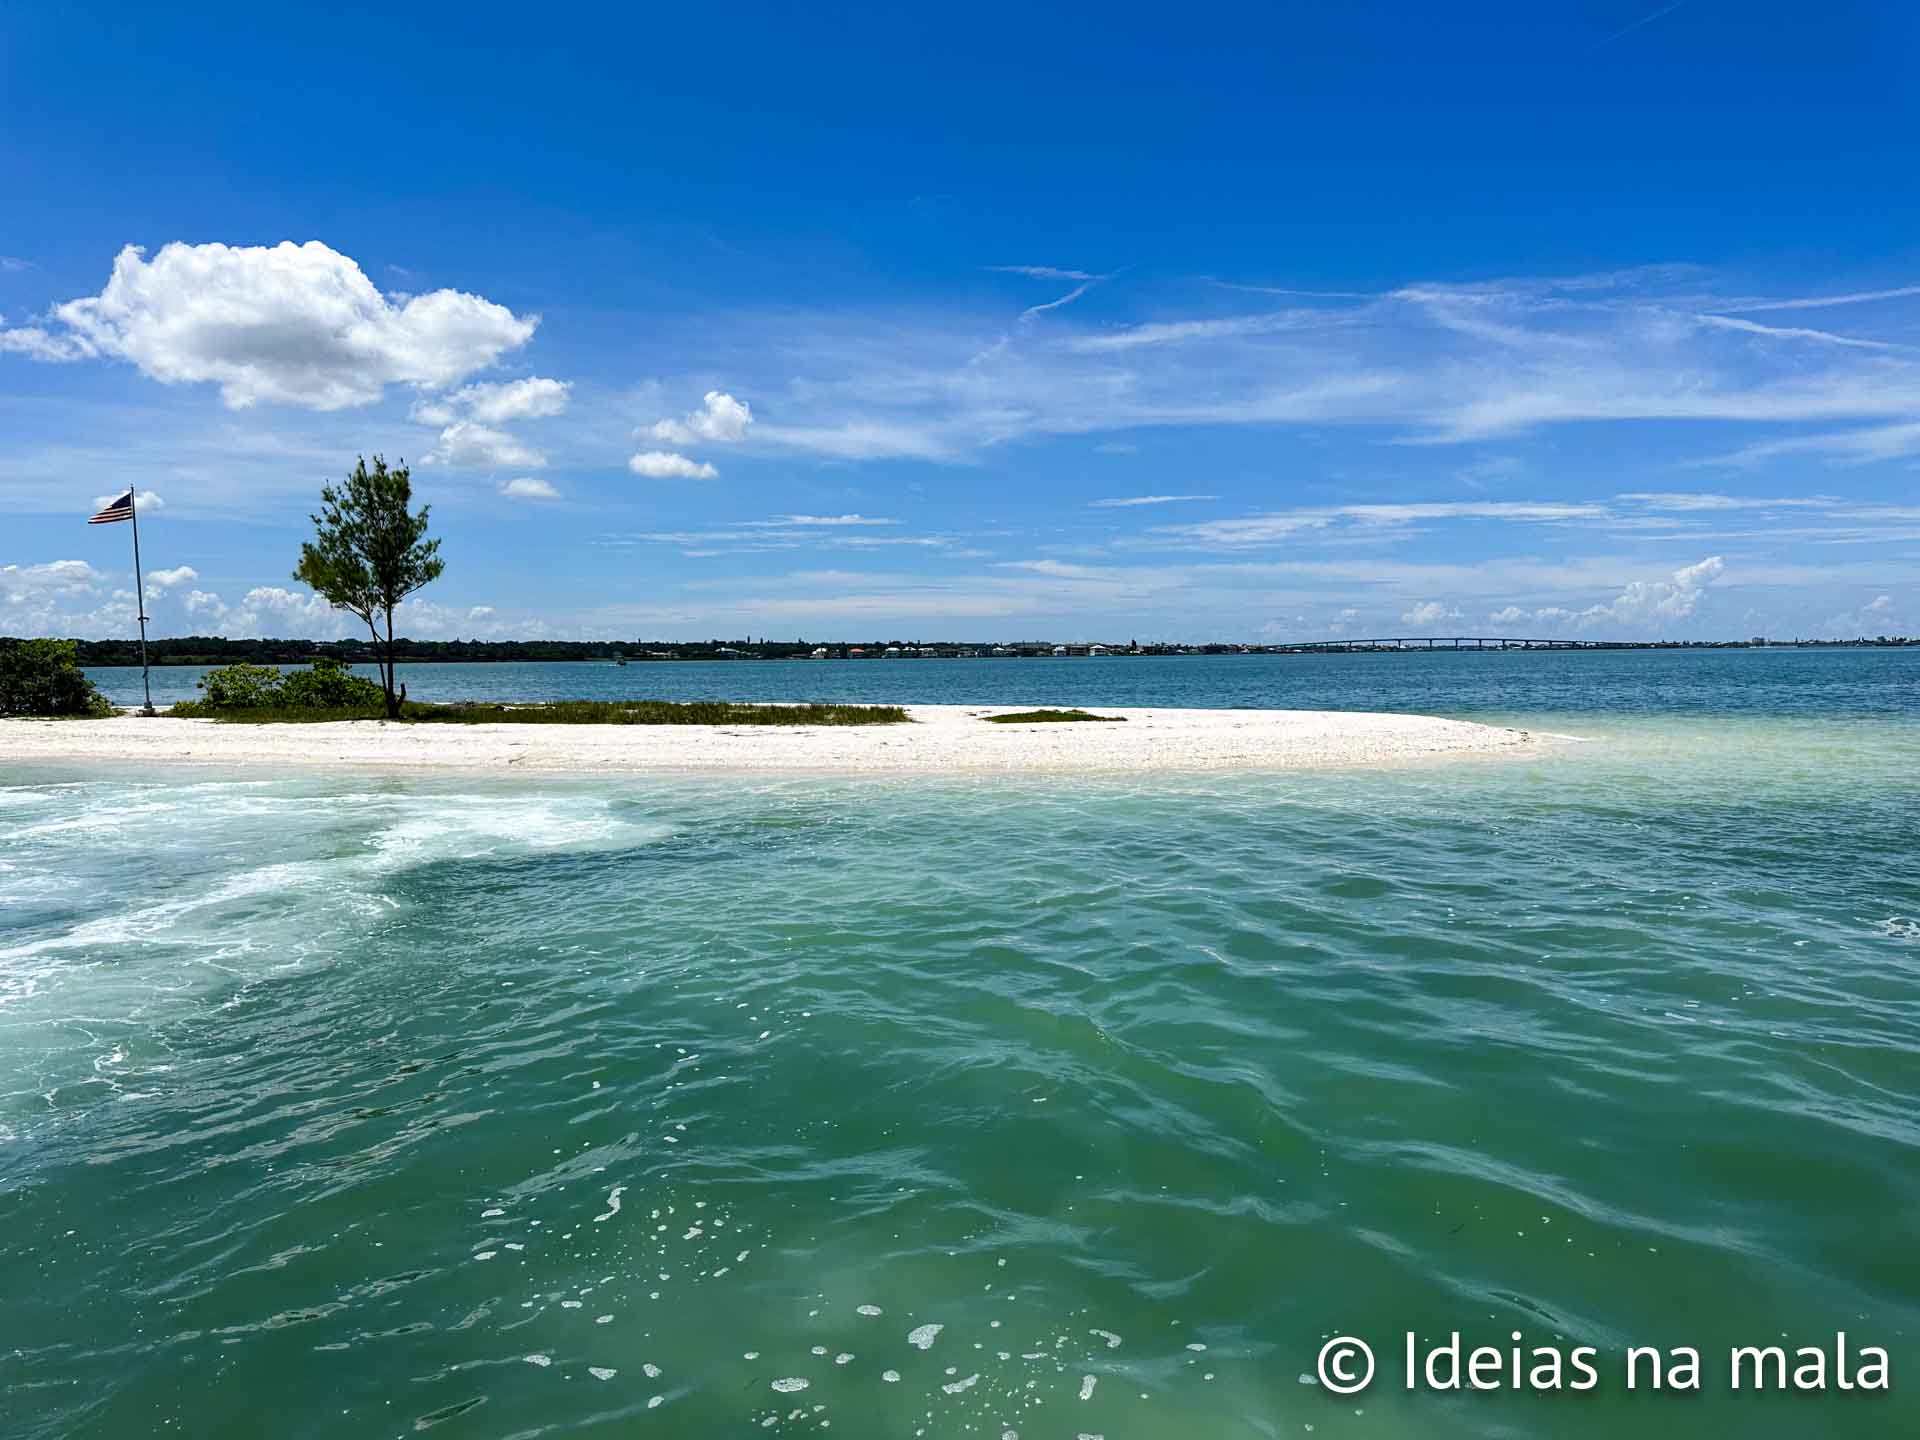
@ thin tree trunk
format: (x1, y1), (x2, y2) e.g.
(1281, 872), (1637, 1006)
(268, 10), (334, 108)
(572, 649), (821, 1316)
(384, 609), (399, 718)
(363, 613), (391, 718)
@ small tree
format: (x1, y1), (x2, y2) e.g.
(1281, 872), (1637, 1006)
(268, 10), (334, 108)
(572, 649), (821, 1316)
(293, 456), (444, 719)
(0, 638), (115, 717)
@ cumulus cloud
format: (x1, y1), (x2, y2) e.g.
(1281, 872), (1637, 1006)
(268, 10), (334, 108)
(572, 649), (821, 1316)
(425, 420), (546, 468)
(147, 565), (198, 589)
(499, 476), (560, 499)
(1489, 555), (1729, 635)
(2, 241), (537, 410)
(1604, 555), (1726, 623)
(629, 451), (718, 480)
(648, 390), (752, 445)
(224, 585), (342, 635)
(0, 559), (100, 598)
(413, 377), (567, 468)
(0, 326), (89, 361)
(411, 376), (570, 426)
(1402, 600), (1462, 627)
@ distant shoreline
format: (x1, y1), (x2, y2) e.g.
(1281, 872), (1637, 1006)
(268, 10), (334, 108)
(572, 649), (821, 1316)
(64, 636), (1920, 670)
(1, 705), (1541, 774)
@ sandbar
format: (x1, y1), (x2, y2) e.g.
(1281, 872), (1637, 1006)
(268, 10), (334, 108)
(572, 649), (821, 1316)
(2, 705), (1539, 774)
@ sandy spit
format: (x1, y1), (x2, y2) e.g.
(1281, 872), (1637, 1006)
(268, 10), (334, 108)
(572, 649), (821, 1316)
(2, 705), (1537, 775)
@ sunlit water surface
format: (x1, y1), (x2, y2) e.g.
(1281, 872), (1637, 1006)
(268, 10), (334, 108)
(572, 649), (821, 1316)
(8, 651), (1919, 1437)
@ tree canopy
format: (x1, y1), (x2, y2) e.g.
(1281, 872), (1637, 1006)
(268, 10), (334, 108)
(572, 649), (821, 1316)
(293, 455), (443, 718)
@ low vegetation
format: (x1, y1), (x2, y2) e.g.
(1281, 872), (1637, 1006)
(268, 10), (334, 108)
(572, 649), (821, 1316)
(172, 658), (385, 717)
(984, 708), (1127, 723)
(173, 685), (910, 726)
(0, 638), (116, 718)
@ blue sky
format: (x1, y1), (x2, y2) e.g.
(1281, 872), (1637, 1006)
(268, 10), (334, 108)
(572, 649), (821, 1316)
(3, 0), (1917, 642)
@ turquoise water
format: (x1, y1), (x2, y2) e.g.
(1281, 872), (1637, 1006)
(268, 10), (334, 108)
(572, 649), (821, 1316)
(7, 653), (1919, 1437)
(84, 645), (1920, 719)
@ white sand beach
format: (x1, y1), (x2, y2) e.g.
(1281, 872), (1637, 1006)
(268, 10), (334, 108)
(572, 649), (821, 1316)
(3, 705), (1536, 773)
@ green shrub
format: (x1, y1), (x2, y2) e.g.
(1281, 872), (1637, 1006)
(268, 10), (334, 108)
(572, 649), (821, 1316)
(0, 638), (116, 717)
(984, 708), (1126, 723)
(174, 658), (394, 718)
(276, 657), (384, 710)
(191, 662), (286, 710)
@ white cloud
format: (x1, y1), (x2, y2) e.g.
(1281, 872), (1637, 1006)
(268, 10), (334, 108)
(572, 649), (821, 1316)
(1493, 555), (1729, 634)
(1090, 494), (1219, 508)
(468, 605), (495, 619)
(425, 420), (546, 468)
(676, 267), (1920, 466)
(412, 377), (567, 468)
(0, 559), (100, 598)
(225, 585), (342, 635)
(629, 450), (718, 479)
(0, 326), (90, 361)
(1402, 600), (1462, 627)
(1151, 500), (1606, 550)
(3, 241), (537, 410)
(648, 390), (753, 446)
(1609, 554), (1725, 622)
(1867, 594), (1893, 613)
(499, 476), (560, 499)
(147, 565), (198, 589)
(989, 265), (1099, 281)
(738, 513), (898, 528)
(410, 376), (569, 426)
(1489, 605), (1527, 624)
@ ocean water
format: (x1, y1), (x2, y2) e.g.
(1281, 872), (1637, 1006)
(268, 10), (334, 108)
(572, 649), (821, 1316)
(6, 652), (1918, 1438)
(84, 645), (1920, 719)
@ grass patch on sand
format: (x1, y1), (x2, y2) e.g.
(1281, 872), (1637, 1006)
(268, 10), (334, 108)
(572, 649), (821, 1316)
(984, 708), (1126, 724)
(172, 699), (911, 726)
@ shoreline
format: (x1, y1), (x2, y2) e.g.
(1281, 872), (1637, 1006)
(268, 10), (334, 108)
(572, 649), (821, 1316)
(2, 705), (1538, 774)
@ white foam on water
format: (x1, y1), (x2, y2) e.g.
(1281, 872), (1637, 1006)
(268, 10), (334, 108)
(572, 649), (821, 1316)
(942, 1374), (979, 1394)
(856, 1304), (882, 1316)
(594, 1185), (625, 1222)
(1079, 1376), (1097, 1400)
(771, 1378), (809, 1393)
(907, 1323), (943, 1350)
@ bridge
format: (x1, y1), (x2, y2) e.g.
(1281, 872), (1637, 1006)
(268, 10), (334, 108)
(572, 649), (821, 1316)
(1270, 635), (1638, 653)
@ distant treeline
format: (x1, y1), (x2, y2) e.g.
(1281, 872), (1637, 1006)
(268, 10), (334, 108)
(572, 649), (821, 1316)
(23, 633), (1920, 667)
(57, 637), (823, 666)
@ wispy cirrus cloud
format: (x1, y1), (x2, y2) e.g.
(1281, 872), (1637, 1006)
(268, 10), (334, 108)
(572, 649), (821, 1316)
(681, 266), (1920, 464)
(1090, 494), (1219, 508)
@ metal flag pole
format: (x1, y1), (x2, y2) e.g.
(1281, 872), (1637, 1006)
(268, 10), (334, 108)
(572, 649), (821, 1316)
(128, 490), (155, 716)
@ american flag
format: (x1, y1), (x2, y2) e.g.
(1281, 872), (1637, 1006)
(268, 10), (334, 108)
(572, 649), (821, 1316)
(89, 490), (135, 525)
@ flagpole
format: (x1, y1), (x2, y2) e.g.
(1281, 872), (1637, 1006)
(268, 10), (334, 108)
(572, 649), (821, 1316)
(129, 490), (155, 716)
